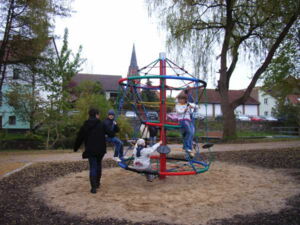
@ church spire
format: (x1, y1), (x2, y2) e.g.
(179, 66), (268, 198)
(127, 44), (139, 77)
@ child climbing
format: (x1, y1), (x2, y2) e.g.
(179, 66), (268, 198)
(148, 114), (159, 147)
(133, 139), (162, 182)
(140, 114), (159, 147)
(175, 94), (196, 156)
(103, 109), (124, 162)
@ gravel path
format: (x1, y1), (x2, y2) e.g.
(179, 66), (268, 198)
(1, 140), (300, 178)
(1, 140), (299, 164)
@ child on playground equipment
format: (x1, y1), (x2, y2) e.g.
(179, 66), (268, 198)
(175, 94), (196, 156)
(148, 114), (159, 147)
(103, 109), (124, 162)
(140, 114), (159, 147)
(133, 138), (162, 182)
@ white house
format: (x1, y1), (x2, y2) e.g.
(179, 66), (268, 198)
(250, 87), (277, 116)
(0, 37), (59, 131)
(194, 89), (260, 117)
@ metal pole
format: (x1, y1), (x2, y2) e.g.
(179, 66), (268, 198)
(159, 52), (167, 179)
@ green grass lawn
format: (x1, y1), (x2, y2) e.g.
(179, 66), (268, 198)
(0, 133), (29, 140)
(236, 131), (275, 137)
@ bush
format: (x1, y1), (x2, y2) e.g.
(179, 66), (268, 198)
(116, 115), (134, 140)
(167, 131), (181, 137)
(72, 94), (112, 126)
(0, 132), (44, 150)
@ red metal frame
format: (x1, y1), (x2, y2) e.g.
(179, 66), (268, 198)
(159, 56), (167, 179)
(118, 55), (209, 178)
(145, 121), (179, 127)
(150, 155), (197, 176)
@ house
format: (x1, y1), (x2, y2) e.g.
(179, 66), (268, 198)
(250, 87), (277, 116)
(0, 37), (58, 131)
(186, 89), (259, 117)
(70, 45), (139, 100)
(71, 73), (122, 100)
(0, 84), (30, 131)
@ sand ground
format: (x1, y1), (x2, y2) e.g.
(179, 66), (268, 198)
(34, 161), (300, 225)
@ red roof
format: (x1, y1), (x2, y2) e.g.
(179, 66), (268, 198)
(287, 94), (300, 104)
(191, 89), (259, 105)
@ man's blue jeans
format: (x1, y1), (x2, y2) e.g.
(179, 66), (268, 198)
(88, 156), (103, 178)
(107, 137), (124, 158)
(149, 136), (157, 147)
(179, 120), (195, 151)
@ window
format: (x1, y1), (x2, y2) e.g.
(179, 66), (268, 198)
(110, 92), (118, 98)
(271, 107), (275, 116)
(13, 68), (20, 79)
(264, 98), (268, 104)
(264, 111), (268, 116)
(9, 116), (16, 125)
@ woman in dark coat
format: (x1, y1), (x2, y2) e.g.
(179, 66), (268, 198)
(73, 108), (111, 194)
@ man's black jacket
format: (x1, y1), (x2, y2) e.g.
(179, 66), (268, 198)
(148, 125), (158, 137)
(73, 118), (112, 158)
(103, 118), (120, 138)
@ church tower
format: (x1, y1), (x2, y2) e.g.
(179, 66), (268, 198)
(127, 44), (139, 77)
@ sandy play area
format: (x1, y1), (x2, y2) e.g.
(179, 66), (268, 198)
(34, 161), (300, 225)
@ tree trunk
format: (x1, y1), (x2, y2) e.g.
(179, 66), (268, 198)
(30, 72), (36, 133)
(218, 0), (236, 140)
(219, 78), (237, 139)
(221, 101), (236, 140)
(0, 0), (15, 91)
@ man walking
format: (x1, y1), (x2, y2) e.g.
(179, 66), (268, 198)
(74, 108), (110, 194)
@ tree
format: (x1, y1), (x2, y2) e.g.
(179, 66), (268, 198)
(147, 0), (299, 139)
(72, 81), (134, 140)
(41, 28), (84, 148)
(116, 115), (134, 140)
(141, 80), (159, 102)
(0, 0), (72, 91)
(72, 81), (112, 126)
(5, 83), (45, 132)
(43, 28), (84, 110)
(273, 102), (300, 126)
(73, 80), (104, 98)
(262, 24), (300, 98)
(4, 28), (84, 140)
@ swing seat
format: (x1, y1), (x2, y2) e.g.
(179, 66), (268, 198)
(157, 145), (171, 154)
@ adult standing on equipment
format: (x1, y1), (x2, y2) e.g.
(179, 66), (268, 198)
(74, 108), (111, 194)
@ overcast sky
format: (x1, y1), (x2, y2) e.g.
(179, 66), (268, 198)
(54, 0), (256, 89)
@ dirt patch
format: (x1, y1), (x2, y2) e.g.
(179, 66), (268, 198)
(34, 161), (300, 225)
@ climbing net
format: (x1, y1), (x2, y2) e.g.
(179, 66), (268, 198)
(117, 53), (213, 177)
